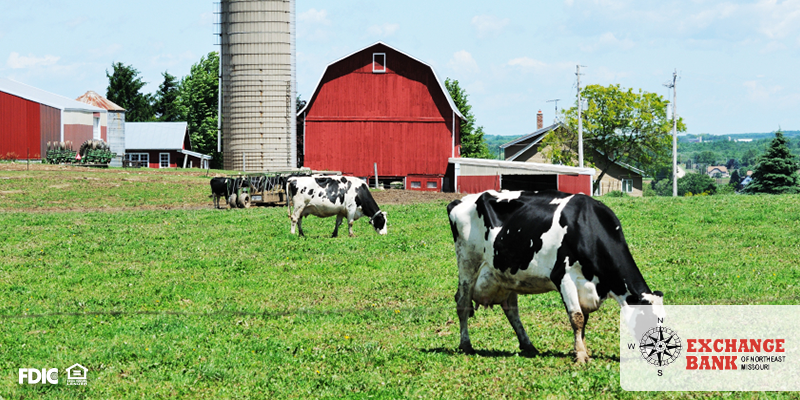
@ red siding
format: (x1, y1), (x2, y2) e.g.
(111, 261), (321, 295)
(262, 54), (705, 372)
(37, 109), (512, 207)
(101, 126), (107, 142)
(304, 44), (458, 180)
(458, 176), (500, 194)
(406, 175), (442, 191)
(64, 124), (92, 147)
(0, 91), (41, 159)
(558, 175), (593, 195)
(40, 104), (60, 158)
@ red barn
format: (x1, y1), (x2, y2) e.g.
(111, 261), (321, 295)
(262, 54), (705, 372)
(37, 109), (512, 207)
(298, 42), (464, 191)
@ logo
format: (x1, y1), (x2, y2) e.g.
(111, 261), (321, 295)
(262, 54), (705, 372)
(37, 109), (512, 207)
(639, 326), (683, 367)
(19, 368), (58, 384)
(65, 364), (88, 386)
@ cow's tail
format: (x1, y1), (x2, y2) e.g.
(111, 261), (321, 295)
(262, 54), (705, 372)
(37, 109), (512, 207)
(286, 178), (294, 218)
(446, 199), (463, 243)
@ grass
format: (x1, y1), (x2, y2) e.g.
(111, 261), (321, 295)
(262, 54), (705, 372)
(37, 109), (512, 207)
(1, 167), (799, 398)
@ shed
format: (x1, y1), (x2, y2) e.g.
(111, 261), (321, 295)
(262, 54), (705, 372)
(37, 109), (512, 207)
(0, 77), (106, 160)
(125, 122), (211, 169)
(298, 42), (464, 191)
(450, 157), (595, 195)
(76, 91), (125, 167)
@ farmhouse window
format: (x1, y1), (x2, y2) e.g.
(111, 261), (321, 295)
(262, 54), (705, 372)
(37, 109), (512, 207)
(126, 153), (149, 167)
(427, 181), (438, 189)
(410, 181), (421, 188)
(622, 179), (633, 193)
(159, 153), (170, 168)
(373, 53), (386, 73)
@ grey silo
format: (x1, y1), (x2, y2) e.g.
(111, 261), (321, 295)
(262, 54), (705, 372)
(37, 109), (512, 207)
(219, 0), (296, 171)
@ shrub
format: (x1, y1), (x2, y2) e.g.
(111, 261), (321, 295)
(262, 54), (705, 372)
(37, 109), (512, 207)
(604, 190), (629, 197)
(678, 173), (717, 196)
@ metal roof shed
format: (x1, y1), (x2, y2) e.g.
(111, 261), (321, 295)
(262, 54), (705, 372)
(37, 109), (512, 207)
(125, 122), (211, 169)
(449, 157), (595, 195)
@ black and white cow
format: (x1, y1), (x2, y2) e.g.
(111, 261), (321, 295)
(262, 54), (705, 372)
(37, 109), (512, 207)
(287, 176), (387, 237)
(209, 177), (231, 209)
(447, 190), (663, 363)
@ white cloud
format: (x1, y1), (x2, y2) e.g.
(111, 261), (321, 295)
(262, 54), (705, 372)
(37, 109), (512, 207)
(298, 9), (332, 41)
(580, 32), (635, 52)
(299, 8), (331, 25)
(508, 57), (546, 69)
(744, 80), (782, 101)
(448, 50), (480, 75)
(367, 23), (400, 37)
(7, 52), (60, 69)
(66, 16), (88, 29)
(471, 15), (510, 38)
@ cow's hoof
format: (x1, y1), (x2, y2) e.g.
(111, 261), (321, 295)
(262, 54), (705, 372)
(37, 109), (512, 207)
(575, 352), (590, 364)
(520, 344), (539, 355)
(459, 343), (475, 355)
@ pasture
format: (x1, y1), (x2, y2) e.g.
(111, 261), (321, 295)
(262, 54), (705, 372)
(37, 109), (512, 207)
(1, 164), (799, 399)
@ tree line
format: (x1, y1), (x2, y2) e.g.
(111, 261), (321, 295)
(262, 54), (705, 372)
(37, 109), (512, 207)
(106, 52), (220, 167)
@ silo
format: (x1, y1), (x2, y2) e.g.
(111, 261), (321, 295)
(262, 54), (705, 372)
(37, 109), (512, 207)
(219, 0), (296, 171)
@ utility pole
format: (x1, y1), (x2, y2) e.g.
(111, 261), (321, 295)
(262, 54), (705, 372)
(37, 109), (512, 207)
(664, 70), (678, 197)
(546, 99), (560, 123)
(576, 65), (585, 168)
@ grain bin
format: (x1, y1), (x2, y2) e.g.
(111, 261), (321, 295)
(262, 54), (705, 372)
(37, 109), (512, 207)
(219, 0), (296, 171)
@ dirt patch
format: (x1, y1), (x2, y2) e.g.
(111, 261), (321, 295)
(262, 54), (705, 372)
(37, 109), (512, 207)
(372, 189), (464, 205)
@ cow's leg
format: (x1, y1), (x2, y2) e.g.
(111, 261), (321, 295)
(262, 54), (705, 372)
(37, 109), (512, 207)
(348, 219), (355, 237)
(290, 203), (303, 236)
(560, 277), (590, 363)
(297, 217), (305, 237)
(501, 293), (538, 354)
(332, 215), (344, 238)
(455, 252), (480, 355)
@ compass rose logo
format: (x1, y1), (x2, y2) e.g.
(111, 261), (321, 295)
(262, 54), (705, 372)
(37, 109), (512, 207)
(639, 326), (682, 367)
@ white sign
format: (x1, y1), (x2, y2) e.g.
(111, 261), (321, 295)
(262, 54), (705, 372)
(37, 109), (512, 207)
(620, 305), (800, 391)
(18, 368), (58, 384)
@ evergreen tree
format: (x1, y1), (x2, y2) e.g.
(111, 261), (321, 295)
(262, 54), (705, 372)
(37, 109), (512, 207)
(729, 169), (742, 191)
(742, 131), (800, 194)
(444, 78), (492, 159)
(106, 62), (153, 122)
(154, 72), (182, 122)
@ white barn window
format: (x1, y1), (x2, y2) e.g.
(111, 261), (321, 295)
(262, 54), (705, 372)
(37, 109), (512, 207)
(373, 53), (386, 73)
(622, 179), (633, 193)
(160, 153), (170, 168)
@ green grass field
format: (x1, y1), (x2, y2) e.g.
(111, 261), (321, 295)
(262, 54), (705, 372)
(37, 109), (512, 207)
(1, 166), (799, 398)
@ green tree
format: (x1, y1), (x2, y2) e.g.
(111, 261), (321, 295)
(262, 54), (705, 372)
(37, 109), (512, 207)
(742, 131), (800, 194)
(179, 52), (220, 167)
(554, 84), (685, 190)
(678, 173), (717, 196)
(696, 150), (719, 165)
(444, 78), (492, 159)
(154, 71), (182, 122)
(729, 169), (742, 190)
(106, 62), (153, 122)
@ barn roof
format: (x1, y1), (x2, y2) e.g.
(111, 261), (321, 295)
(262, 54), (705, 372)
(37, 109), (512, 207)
(0, 77), (106, 113)
(76, 91), (125, 111)
(298, 41), (465, 120)
(125, 122), (188, 150)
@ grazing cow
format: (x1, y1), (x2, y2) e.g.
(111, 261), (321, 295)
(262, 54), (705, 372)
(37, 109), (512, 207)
(447, 190), (663, 363)
(287, 176), (387, 237)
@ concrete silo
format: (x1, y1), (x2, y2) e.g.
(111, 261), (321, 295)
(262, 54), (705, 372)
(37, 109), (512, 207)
(219, 0), (296, 171)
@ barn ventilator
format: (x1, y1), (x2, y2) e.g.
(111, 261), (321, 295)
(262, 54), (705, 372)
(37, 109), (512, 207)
(216, 170), (312, 209)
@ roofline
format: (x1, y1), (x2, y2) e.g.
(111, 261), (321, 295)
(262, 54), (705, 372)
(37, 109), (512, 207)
(179, 149), (213, 160)
(499, 122), (562, 149)
(449, 157), (595, 176)
(297, 41), (465, 120)
(0, 78), (105, 113)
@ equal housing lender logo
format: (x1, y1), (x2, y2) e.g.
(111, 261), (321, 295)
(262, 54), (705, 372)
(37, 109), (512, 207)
(18, 364), (87, 386)
(620, 305), (800, 391)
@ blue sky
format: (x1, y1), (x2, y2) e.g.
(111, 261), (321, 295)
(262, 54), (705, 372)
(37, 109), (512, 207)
(2, 1), (799, 136)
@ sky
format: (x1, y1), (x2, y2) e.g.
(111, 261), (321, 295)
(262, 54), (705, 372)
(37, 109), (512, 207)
(2, 0), (799, 136)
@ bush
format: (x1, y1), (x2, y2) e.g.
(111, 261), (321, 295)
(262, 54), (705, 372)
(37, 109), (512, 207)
(604, 190), (629, 197)
(654, 179), (672, 196)
(643, 183), (657, 197)
(716, 184), (735, 195)
(678, 173), (717, 196)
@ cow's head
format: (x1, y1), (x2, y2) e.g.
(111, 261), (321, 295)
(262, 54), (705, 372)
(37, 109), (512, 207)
(621, 291), (666, 342)
(370, 211), (388, 235)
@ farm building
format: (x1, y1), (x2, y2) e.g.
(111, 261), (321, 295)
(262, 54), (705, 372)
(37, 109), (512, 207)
(707, 165), (729, 178)
(298, 42), (464, 191)
(450, 157), (595, 195)
(125, 122), (211, 169)
(0, 77), (106, 160)
(499, 120), (644, 196)
(75, 91), (125, 167)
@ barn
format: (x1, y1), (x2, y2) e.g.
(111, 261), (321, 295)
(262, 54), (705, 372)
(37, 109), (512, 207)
(0, 77), (106, 160)
(298, 42), (464, 191)
(75, 91), (126, 167)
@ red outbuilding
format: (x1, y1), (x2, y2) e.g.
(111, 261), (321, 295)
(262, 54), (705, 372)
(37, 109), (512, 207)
(298, 42), (464, 191)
